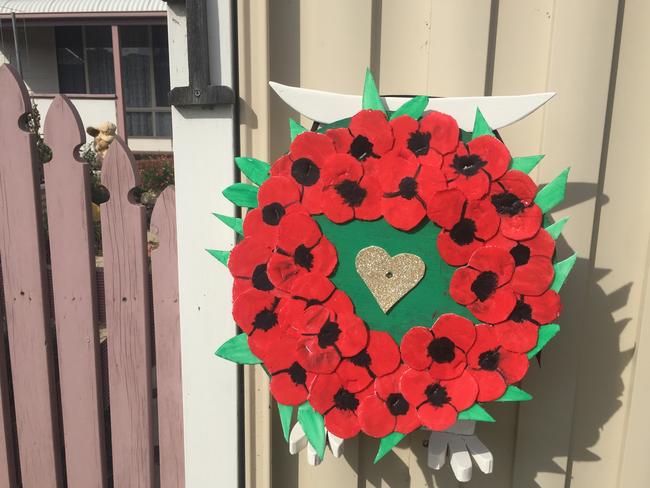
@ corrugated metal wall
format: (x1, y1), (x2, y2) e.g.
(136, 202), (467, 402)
(237, 1), (650, 486)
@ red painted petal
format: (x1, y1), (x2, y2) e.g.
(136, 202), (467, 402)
(277, 213), (321, 251)
(354, 175), (383, 221)
(468, 246), (515, 285)
(399, 368), (431, 406)
(378, 156), (418, 191)
(427, 189), (465, 229)
(487, 232), (516, 252)
(325, 290), (355, 315)
(290, 131), (336, 163)
(300, 183), (325, 215)
(470, 369), (507, 402)
(419, 111), (460, 155)
(296, 305), (330, 334)
(443, 370), (478, 411)
(321, 190), (355, 223)
(358, 395), (396, 438)
(270, 373), (309, 406)
(336, 360), (373, 393)
(511, 256), (554, 296)
(468, 286), (517, 324)
(311, 237), (338, 276)
(325, 408), (360, 439)
(527, 290), (562, 324)
(382, 196), (426, 231)
(498, 350), (529, 383)
(228, 237), (272, 278)
(349, 110), (394, 155)
(375, 364), (409, 400)
(429, 348), (467, 380)
(437, 231), (483, 266)
(523, 228), (555, 258)
(326, 128), (353, 153)
(500, 205), (542, 240)
(390, 115), (419, 151)
(395, 406), (421, 434)
(449, 267), (481, 305)
(417, 403), (458, 431)
(433, 313), (477, 352)
(400, 327), (433, 370)
(309, 373), (342, 413)
(498, 170), (537, 204)
(466, 199), (500, 240)
(267, 253), (304, 292)
(321, 154), (363, 186)
(232, 289), (277, 333)
(467, 136), (510, 179)
(277, 297), (306, 328)
(367, 331), (401, 377)
(467, 325), (499, 368)
(296, 336), (340, 374)
(242, 209), (279, 245)
(494, 320), (538, 353)
(416, 165), (447, 196)
(290, 274), (335, 302)
(249, 322), (292, 365)
(270, 154), (292, 177)
(258, 175), (302, 207)
(336, 313), (369, 357)
(448, 170), (490, 200)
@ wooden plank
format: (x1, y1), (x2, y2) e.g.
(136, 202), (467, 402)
(43, 95), (108, 488)
(0, 265), (17, 488)
(100, 136), (154, 488)
(0, 63), (63, 488)
(150, 186), (185, 488)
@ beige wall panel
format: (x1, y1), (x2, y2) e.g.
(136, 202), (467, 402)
(357, 433), (411, 488)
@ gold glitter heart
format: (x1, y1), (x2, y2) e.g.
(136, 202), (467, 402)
(355, 246), (425, 313)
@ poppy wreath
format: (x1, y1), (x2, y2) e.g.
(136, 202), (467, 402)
(212, 70), (575, 463)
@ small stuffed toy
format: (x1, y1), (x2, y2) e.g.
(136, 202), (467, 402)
(86, 121), (117, 164)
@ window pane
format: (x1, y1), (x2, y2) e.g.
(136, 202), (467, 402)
(120, 26), (152, 107)
(121, 25), (149, 48)
(55, 26), (85, 93)
(85, 26), (111, 48)
(155, 112), (172, 137)
(152, 26), (170, 107)
(126, 112), (153, 136)
(86, 27), (115, 94)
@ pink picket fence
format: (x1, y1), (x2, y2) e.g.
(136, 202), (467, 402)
(0, 63), (185, 488)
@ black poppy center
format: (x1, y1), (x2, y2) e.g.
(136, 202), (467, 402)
(398, 177), (418, 199)
(449, 218), (477, 246)
(386, 393), (410, 416)
(335, 179), (367, 207)
(334, 387), (359, 411)
(251, 264), (274, 291)
(407, 130), (431, 156)
(293, 244), (314, 270)
(349, 350), (371, 368)
(349, 135), (374, 161)
(427, 337), (456, 364)
(291, 158), (320, 187)
(253, 309), (277, 331)
(509, 299), (533, 323)
(491, 192), (525, 216)
(478, 349), (500, 371)
(425, 383), (450, 407)
(287, 362), (307, 386)
(510, 243), (530, 266)
(471, 271), (498, 301)
(318, 320), (341, 348)
(261, 202), (286, 226)
(452, 154), (487, 176)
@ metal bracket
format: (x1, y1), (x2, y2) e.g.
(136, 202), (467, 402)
(165, 0), (235, 107)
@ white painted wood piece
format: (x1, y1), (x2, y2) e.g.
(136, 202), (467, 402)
(288, 425), (345, 466)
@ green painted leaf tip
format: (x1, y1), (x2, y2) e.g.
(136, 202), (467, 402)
(362, 68), (386, 113)
(215, 334), (262, 364)
(389, 95), (429, 121)
(472, 107), (494, 139)
(297, 402), (326, 459)
(235, 157), (270, 186)
(528, 324), (560, 358)
(551, 253), (577, 292)
(223, 183), (259, 208)
(458, 404), (495, 422)
(213, 213), (244, 236)
(374, 432), (405, 464)
(277, 403), (293, 442)
(545, 217), (570, 240)
(289, 119), (308, 141)
(535, 167), (570, 213)
(206, 249), (230, 266)
(496, 385), (533, 402)
(511, 154), (545, 174)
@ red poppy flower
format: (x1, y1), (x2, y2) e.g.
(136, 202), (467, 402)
(379, 156), (446, 230)
(390, 111), (459, 168)
(449, 246), (517, 323)
(326, 110), (394, 175)
(400, 313), (476, 379)
(493, 290), (561, 353)
(400, 368), (478, 431)
(320, 154), (382, 223)
(227, 237), (274, 299)
(270, 131), (337, 214)
(293, 305), (368, 374)
(309, 372), (374, 439)
(489, 170), (542, 240)
(242, 176), (308, 246)
(267, 213), (337, 292)
(357, 365), (421, 437)
(427, 188), (500, 266)
(443, 135), (511, 200)
(467, 325), (529, 401)
(487, 229), (555, 296)
(335, 331), (401, 393)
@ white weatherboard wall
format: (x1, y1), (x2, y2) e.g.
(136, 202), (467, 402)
(167, 1), (238, 487)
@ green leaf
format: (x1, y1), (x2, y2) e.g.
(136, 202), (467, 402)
(511, 155), (544, 174)
(534, 168), (570, 213)
(362, 68), (386, 113)
(318, 117), (351, 132)
(551, 253), (577, 292)
(374, 432), (405, 464)
(545, 217), (570, 240)
(297, 402), (326, 459)
(215, 334), (262, 364)
(458, 404), (495, 422)
(472, 107), (494, 139)
(213, 213), (244, 236)
(223, 183), (259, 208)
(206, 249), (230, 266)
(527, 324), (560, 358)
(289, 119), (308, 141)
(235, 157), (270, 186)
(277, 403), (293, 442)
(496, 385), (532, 402)
(460, 129), (472, 143)
(389, 96), (429, 121)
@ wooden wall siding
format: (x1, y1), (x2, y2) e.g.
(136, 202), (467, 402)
(239, 0), (650, 486)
